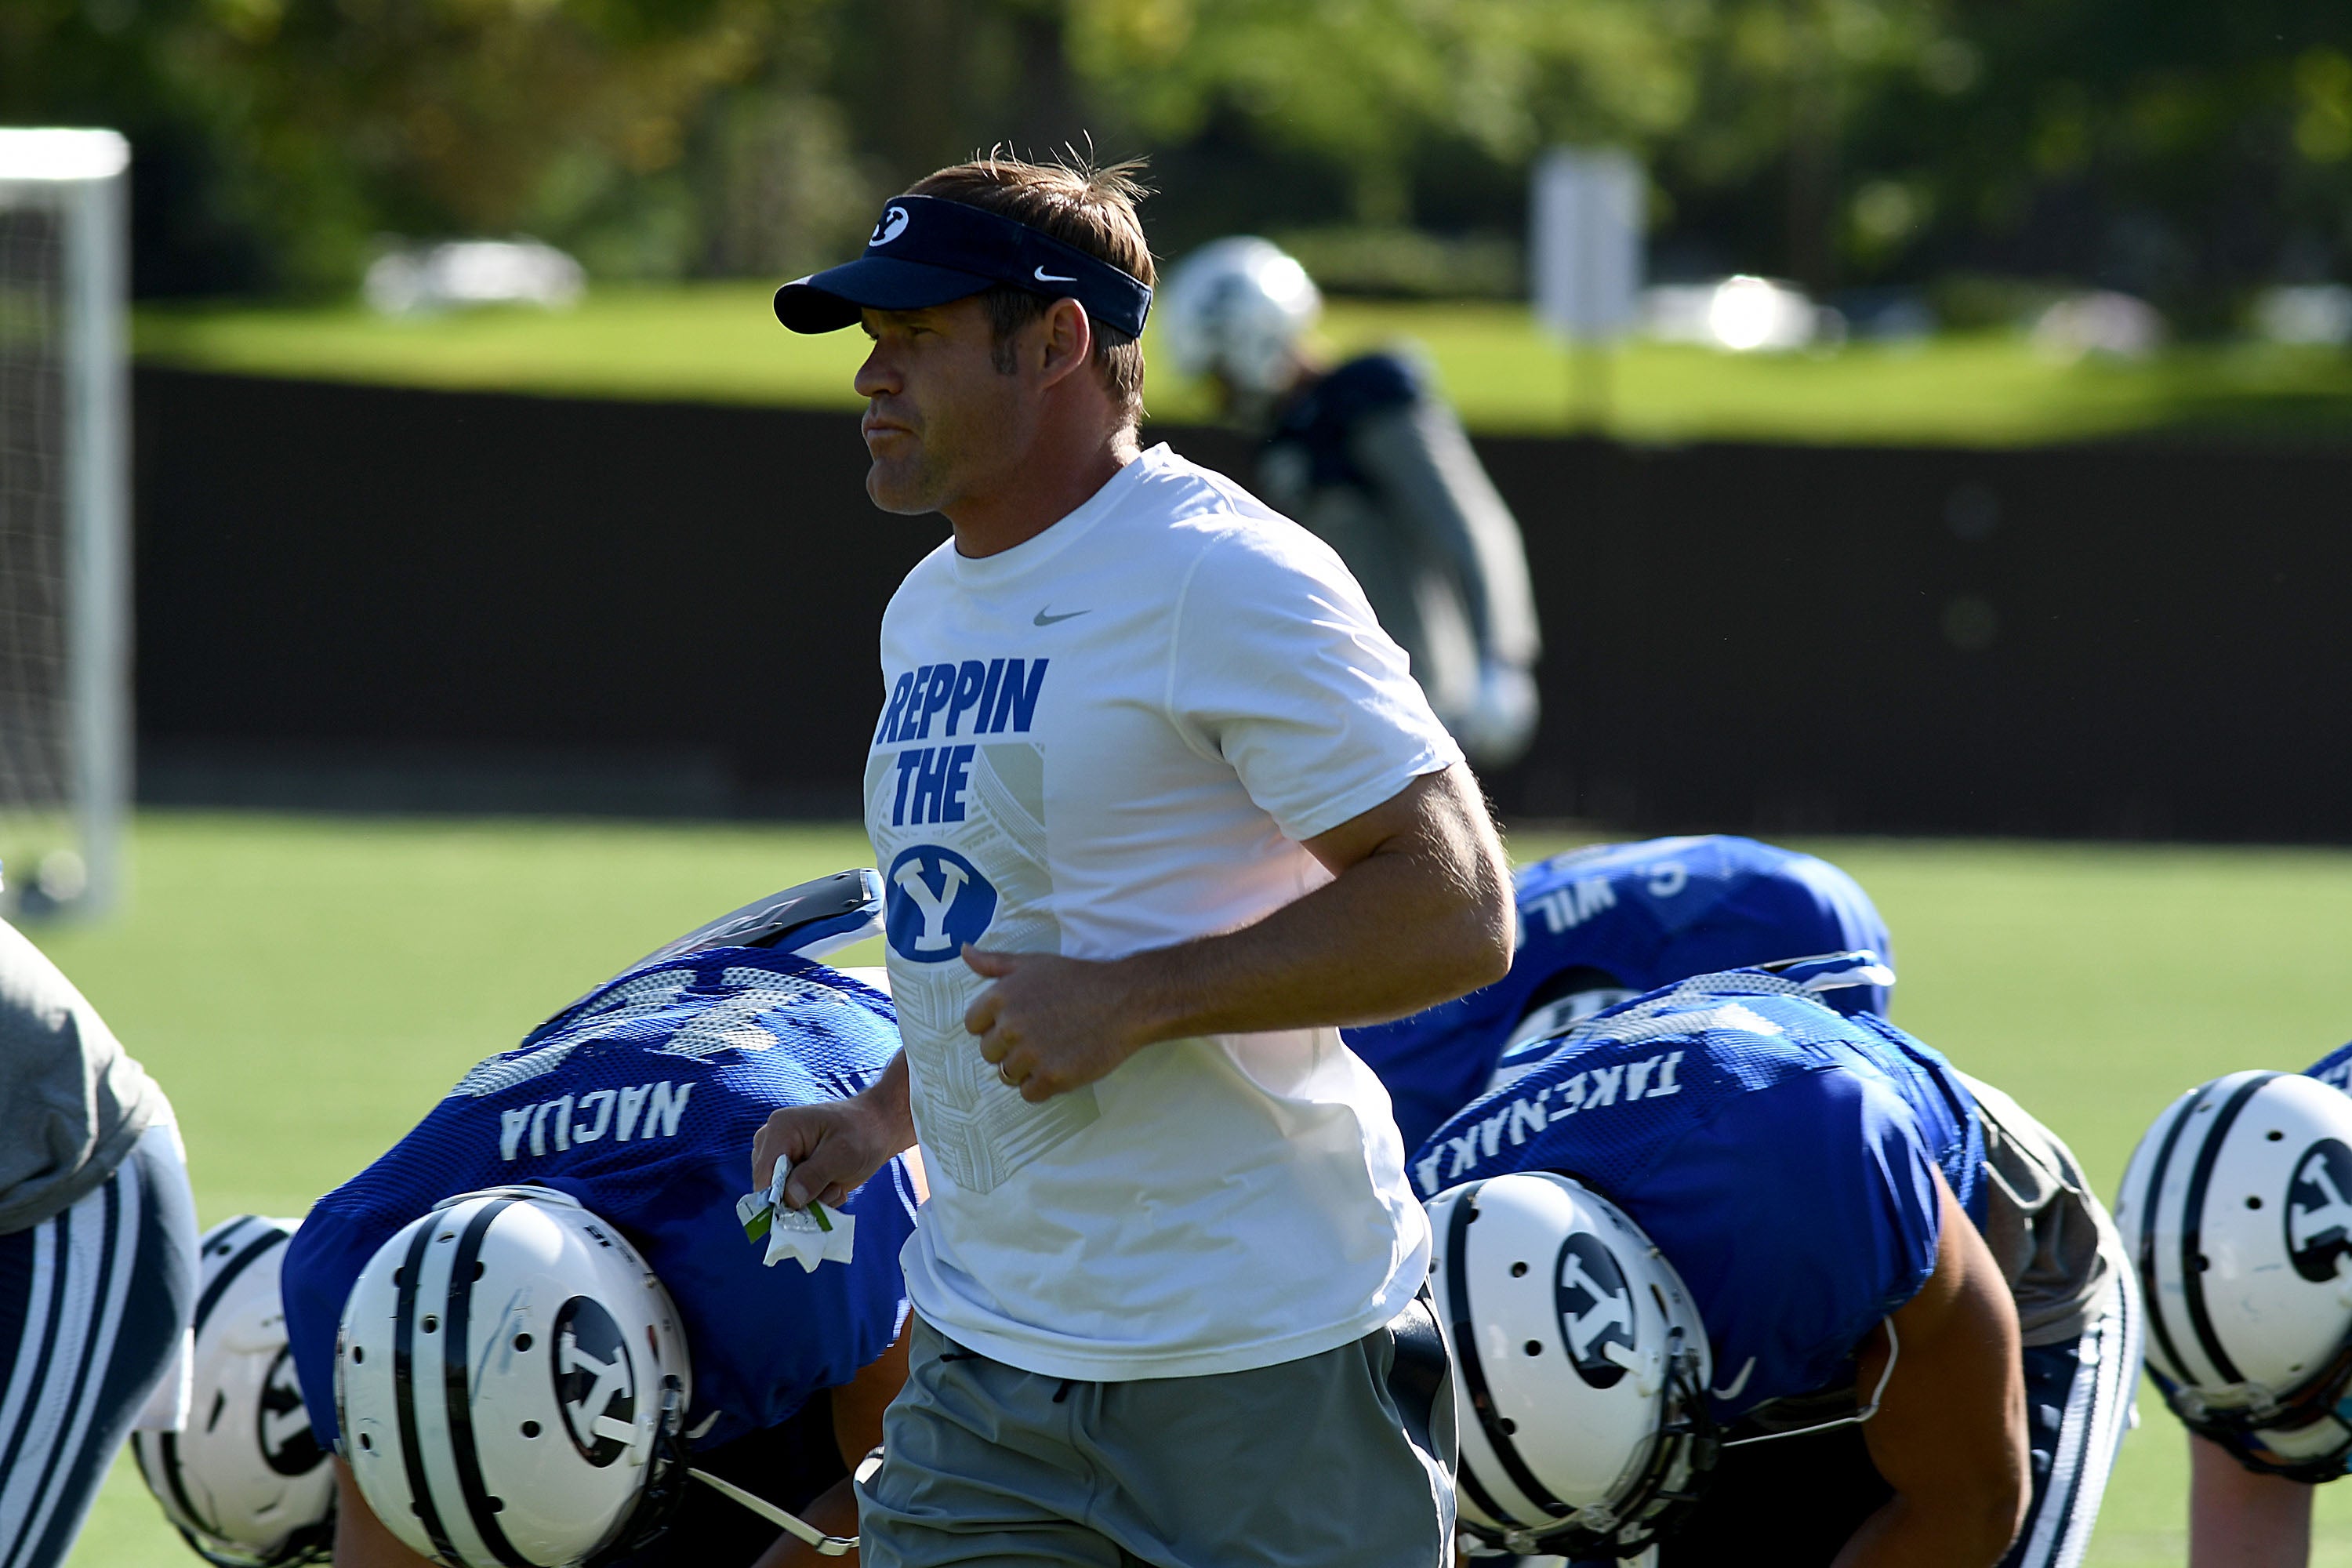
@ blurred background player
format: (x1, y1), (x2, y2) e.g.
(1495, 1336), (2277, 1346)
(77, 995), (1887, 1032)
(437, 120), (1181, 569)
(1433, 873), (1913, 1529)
(132, 1215), (336, 1566)
(2118, 1056), (2352, 1568)
(1157, 236), (1544, 768)
(1345, 834), (1893, 1153)
(276, 871), (920, 1568)
(0, 908), (201, 1568)
(1419, 956), (2136, 1568)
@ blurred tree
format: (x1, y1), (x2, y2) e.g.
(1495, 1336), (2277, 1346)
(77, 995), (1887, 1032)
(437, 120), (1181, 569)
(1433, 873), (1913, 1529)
(0, 0), (831, 289)
(1831, 0), (2352, 318)
(4, 0), (2347, 314)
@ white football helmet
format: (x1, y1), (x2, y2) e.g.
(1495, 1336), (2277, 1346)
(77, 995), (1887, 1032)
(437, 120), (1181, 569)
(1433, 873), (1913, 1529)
(337, 1188), (694, 1567)
(132, 1215), (336, 1566)
(1428, 1173), (1715, 1557)
(2118, 1070), (2352, 1478)
(1155, 237), (1322, 397)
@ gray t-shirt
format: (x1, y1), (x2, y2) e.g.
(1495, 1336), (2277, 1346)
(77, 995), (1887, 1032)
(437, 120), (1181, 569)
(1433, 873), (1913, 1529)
(0, 918), (165, 1233)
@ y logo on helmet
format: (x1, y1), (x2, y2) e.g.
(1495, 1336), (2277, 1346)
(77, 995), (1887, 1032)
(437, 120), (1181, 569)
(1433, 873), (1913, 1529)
(871, 205), (910, 246)
(886, 848), (997, 964)
(2287, 1139), (2352, 1282)
(1555, 1233), (1637, 1389)
(259, 1346), (327, 1475)
(553, 1298), (637, 1467)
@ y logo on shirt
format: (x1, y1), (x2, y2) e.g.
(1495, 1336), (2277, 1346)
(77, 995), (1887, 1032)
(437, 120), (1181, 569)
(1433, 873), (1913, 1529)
(887, 847), (998, 963)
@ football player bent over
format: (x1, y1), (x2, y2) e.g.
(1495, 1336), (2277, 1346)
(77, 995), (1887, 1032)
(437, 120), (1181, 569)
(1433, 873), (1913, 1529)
(277, 873), (921, 1568)
(1347, 834), (1893, 1156)
(1418, 956), (2138, 1568)
(2117, 1049), (2352, 1568)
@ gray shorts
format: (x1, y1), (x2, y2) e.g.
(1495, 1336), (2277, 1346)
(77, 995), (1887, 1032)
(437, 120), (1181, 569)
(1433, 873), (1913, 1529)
(857, 1298), (1457, 1568)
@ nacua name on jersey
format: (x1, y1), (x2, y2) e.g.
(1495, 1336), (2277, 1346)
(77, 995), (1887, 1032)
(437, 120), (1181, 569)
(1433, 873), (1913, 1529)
(1414, 962), (1980, 1424)
(1350, 835), (1893, 1152)
(281, 947), (916, 1457)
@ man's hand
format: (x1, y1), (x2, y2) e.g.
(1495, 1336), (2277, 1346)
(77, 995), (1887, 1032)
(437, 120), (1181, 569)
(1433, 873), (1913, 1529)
(752, 1053), (916, 1210)
(964, 948), (1152, 1102)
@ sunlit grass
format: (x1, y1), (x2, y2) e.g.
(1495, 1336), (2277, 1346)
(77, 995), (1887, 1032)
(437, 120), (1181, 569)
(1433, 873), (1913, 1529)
(42, 814), (2352, 1563)
(134, 287), (2352, 447)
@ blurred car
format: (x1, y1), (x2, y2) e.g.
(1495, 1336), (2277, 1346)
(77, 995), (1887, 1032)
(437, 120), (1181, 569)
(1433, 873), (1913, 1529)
(1640, 275), (1842, 353)
(2253, 284), (2352, 347)
(2029, 290), (2165, 361)
(364, 238), (586, 316)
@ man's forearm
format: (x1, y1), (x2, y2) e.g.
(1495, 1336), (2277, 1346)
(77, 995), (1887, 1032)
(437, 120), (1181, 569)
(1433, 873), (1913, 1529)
(964, 764), (1512, 1099)
(861, 1050), (915, 1144)
(1116, 781), (1511, 1043)
(2190, 1433), (2311, 1568)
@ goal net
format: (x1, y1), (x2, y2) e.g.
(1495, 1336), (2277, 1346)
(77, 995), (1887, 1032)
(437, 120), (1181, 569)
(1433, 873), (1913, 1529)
(0, 130), (129, 917)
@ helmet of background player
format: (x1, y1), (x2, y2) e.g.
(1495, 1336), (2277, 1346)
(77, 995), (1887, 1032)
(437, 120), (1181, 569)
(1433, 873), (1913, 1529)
(1486, 967), (1640, 1094)
(132, 1216), (336, 1568)
(2118, 1071), (2352, 1479)
(1156, 237), (1323, 398)
(1427, 1173), (1716, 1558)
(336, 1188), (692, 1568)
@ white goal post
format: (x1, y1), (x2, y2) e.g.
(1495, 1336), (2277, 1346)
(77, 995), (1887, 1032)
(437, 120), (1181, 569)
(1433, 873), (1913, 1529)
(0, 129), (130, 916)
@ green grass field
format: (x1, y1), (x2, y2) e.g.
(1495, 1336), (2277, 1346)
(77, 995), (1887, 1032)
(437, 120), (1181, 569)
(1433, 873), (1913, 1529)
(133, 286), (2352, 447)
(36, 811), (2352, 1565)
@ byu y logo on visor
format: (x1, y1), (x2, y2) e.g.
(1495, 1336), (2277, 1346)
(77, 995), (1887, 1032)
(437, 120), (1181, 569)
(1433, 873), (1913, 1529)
(887, 847), (998, 963)
(776, 194), (1152, 339)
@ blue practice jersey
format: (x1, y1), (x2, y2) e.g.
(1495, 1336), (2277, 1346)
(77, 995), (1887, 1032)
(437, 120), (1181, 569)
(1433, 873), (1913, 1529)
(282, 948), (916, 1454)
(1411, 963), (1980, 1422)
(1350, 835), (1893, 1153)
(1264, 349), (1424, 491)
(2310, 1041), (2352, 1091)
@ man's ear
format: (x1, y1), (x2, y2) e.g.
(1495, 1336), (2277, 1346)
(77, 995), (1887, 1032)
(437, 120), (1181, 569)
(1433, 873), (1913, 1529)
(1032, 297), (1097, 389)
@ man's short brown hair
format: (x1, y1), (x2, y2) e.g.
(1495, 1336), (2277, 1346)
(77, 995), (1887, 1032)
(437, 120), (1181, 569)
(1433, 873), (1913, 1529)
(909, 150), (1154, 427)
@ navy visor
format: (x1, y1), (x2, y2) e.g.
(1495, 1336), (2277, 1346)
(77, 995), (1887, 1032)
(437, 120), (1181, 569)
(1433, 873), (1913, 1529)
(775, 194), (1152, 339)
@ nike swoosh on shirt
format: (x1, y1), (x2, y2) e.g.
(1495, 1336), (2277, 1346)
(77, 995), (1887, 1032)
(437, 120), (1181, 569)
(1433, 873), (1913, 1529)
(1033, 267), (1077, 284)
(1033, 608), (1091, 626)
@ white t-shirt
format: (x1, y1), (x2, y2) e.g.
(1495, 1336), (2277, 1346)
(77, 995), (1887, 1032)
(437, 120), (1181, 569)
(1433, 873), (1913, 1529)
(866, 444), (1462, 1381)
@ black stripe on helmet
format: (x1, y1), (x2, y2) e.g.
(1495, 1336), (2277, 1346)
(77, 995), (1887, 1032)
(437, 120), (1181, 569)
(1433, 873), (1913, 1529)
(393, 1218), (462, 1565)
(1454, 1447), (1513, 1530)
(2180, 1073), (2281, 1388)
(195, 1224), (289, 1336)
(1444, 1183), (1573, 1526)
(151, 1431), (216, 1538)
(2135, 1082), (2212, 1387)
(443, 1197), (531, 1567)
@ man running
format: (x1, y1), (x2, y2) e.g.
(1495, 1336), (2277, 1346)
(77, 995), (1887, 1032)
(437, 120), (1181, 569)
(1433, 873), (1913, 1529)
(763, 151), (1512, 1567)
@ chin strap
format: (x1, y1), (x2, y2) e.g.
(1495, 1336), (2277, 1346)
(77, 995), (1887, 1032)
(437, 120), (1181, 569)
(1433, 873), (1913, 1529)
(687, 1449), (883, 1559)
(1722, 1319), (1900, 1450)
